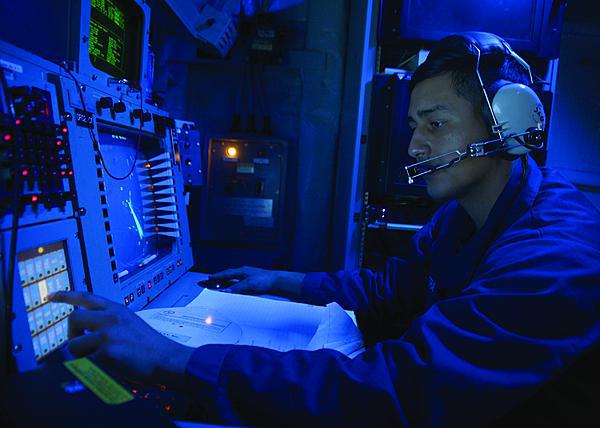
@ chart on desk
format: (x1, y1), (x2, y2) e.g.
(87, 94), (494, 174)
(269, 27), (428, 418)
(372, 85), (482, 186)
(138, 307), (243, 347)
(137, 289), (365, 355)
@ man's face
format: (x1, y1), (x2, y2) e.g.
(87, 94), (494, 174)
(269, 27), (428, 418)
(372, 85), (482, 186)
(407, 73), (495, 201)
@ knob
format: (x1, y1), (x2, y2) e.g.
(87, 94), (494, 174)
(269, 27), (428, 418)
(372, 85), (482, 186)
(113, 101), (126, 113)
(132, 109), (151, 122)
(97, 97), (113, 110)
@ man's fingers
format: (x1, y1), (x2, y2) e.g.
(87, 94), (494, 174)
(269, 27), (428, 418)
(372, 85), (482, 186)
(67, 332), (103, 357)
(227, 281), (249, 294)
(210, 268), (248, 280)
(67, 309), (116, 339)
(228, 279), (260, 294)
(48, 291), (113, 310)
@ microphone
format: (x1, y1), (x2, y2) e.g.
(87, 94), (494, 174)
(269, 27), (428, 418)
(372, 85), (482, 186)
(405, 150), (467, 184)
(404, 128), (544, 184)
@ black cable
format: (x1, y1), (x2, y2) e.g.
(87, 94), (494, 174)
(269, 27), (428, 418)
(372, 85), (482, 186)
(1, 66), (21, 375)
(232, 64), (244, 132)
(58, 62), (144, 181)
(246, 66), (255, 133)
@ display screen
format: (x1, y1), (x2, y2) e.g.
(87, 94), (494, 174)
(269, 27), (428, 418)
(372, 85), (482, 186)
(88, 0), (143, 82)
(98, 126), (178, 281)
(398, 0), (542, 52)
(17, 241), (74, 361)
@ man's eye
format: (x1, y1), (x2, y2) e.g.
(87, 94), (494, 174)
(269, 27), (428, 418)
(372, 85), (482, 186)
(431, 121), (445, 129)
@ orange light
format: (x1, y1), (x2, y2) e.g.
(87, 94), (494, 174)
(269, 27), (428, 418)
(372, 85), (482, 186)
(226, 146), (238, 158)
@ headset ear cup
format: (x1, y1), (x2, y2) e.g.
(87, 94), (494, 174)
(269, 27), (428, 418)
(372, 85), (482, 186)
(491, 84), (546, 155)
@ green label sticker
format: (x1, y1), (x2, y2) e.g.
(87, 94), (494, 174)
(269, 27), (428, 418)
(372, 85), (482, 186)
(64, 357), (133, 405)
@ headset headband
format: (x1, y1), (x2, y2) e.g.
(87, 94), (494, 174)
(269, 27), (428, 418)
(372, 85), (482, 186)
(453, 32), (535, 138)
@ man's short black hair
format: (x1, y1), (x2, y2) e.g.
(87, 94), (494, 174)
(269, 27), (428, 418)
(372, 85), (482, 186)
(409, 34), (531, 133)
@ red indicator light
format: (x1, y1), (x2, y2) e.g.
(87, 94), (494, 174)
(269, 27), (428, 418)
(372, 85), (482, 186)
(56, 140), (62, 146)
(61, 127), (68, 134)
(31, 195), (39, 203)
(15, 119), (22, 125)
(147, 280), (152, 289)
(68, 170), (73, 176)
(60, 170), (66, 176)
(22, 170), (29, 176)
(154, 226), (159, 232)
(3, 134), (11, 141)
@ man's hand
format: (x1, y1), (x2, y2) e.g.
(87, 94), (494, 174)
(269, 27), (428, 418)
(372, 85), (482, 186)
(209, 266), (305, 298)
(48, 291), (194, 389)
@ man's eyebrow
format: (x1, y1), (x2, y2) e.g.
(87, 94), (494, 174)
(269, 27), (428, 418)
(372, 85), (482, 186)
(407, 105), (449, 123)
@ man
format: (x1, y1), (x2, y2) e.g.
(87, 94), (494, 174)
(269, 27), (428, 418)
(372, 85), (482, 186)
(50, 32), (600, 426)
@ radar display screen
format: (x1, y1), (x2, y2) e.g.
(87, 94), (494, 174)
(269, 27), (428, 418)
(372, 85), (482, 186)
(88, 0), (143, 82)
(97, 126), (179, 281)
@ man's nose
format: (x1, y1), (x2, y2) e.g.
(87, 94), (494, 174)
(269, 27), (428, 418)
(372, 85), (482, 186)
(407, 128), (430, 160)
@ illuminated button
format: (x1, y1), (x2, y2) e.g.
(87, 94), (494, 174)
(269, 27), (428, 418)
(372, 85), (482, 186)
(31, 195), (39, 203)
(22, 169), (29, 176)
(3, 133), (12, 141)
(226, 146), (238, 158)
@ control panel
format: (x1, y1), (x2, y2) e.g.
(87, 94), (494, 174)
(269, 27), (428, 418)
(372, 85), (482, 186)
(172, 119), (202, 186)
(203, 136), (287, 243)
(17, 242), (74, 361)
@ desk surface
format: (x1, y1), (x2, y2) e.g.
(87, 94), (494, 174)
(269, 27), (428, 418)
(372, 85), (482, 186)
(146, 271), (208, 309)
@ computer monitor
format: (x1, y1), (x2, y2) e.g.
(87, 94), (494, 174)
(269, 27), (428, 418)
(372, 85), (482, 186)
(380, 0), (565, 57)
(88, 0), (144, 83)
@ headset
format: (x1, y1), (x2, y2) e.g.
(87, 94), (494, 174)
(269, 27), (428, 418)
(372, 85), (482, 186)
(405, 32), (546, 184)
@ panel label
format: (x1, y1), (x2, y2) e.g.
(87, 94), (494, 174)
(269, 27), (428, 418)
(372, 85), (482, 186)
(215, 197), (273, 218)
(64, 358), (134, 405)
(0, 58), (23, 74)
